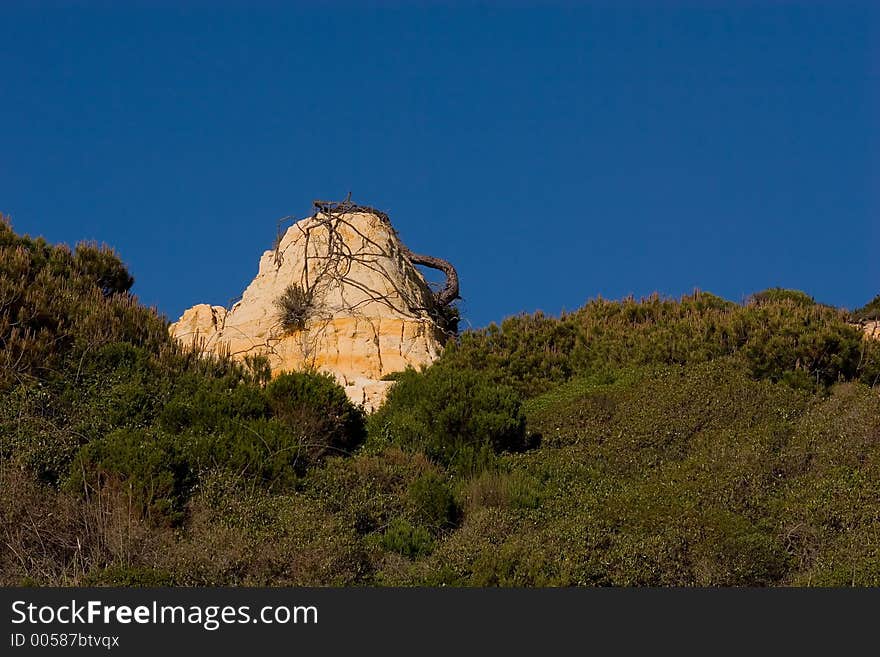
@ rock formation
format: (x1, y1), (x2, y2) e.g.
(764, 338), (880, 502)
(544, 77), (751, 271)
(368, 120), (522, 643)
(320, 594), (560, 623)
(170, 200), (458, 410)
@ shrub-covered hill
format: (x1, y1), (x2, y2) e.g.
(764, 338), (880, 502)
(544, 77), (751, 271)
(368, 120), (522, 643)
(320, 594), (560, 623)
(2, 218), (880, 586)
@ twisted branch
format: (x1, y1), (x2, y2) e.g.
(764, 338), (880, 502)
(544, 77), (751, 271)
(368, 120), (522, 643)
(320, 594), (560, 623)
(312, 199), (460, 308)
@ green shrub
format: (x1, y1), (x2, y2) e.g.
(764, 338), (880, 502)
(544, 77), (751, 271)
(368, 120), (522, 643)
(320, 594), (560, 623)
(69, 428), (194, 523)
(274, 283), (313, 333)
(0, 383), (84, 486)
(0, 219), (173, 386)
(461, 470), (542, 514)
(436, 290), (878, 396)
(265, 371), (366, 467)
(780, 383), (880, 585)
(302, 448), (436, 535)
(407, 473), (458, 530)
(368, 364), (529, 473)
(380, 518), (435, 559)
(72, 242), (134, 297)
(166, 484), (371, 586)
(749, 288), (816, 307)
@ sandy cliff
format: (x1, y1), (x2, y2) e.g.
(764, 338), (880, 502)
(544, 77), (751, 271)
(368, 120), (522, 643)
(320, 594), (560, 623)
(170, 203), (452, 410)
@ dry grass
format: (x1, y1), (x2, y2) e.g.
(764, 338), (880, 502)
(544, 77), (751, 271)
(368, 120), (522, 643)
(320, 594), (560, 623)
(0, 466), (172, 585)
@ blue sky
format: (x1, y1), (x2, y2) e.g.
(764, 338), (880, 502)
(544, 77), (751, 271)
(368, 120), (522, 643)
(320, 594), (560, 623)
(1, 2), (877, 328)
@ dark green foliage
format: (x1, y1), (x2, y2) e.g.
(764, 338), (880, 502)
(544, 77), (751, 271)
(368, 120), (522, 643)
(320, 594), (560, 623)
(381, 518), (435, 559)
(407, 473), (458, 530)
(71, 428), (194, 522)
(66, 368), (365, 513)
(368, 364), (529, 473)
(72, 242), (135, 297)
(0, 219), (364, 523)
(265, 371), (366, 467)
(299, 448), (439, 537)
(740, 313), (864, 388)
(274, 283), (313, 332)
(0, 218), (169, 389)
(156, 472), (372, 585)
(389, 362), (862, 586)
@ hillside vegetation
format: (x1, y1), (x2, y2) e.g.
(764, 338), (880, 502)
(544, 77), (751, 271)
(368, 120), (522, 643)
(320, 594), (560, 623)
(2, 217), (880, 586)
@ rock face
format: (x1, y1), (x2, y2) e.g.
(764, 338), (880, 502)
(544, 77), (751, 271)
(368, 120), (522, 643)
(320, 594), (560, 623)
(170, 205), (451, 410)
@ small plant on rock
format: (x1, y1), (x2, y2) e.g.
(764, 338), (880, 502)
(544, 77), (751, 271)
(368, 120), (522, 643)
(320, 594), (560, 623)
(275, 283), (313, 333)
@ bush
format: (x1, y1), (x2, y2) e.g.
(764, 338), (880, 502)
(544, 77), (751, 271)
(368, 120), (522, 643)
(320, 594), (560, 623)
(749, 288), (816, 307)
(0, 465), (174, 586)
(368, 364), (529, 473)
(274, 283), (313, 333)
(380, 518), (435, 559)
(72, 242), (134, 297)
(740, 312), (864, 387)
(265, 371), (366, 467)
(461, 470), (542, 514)
(164, 482), (371, 586)
(407, 473), (458, 530)
(302, 448), (436, 535)
(0, 218), (168, 390)
(70, 428), (195, 523)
